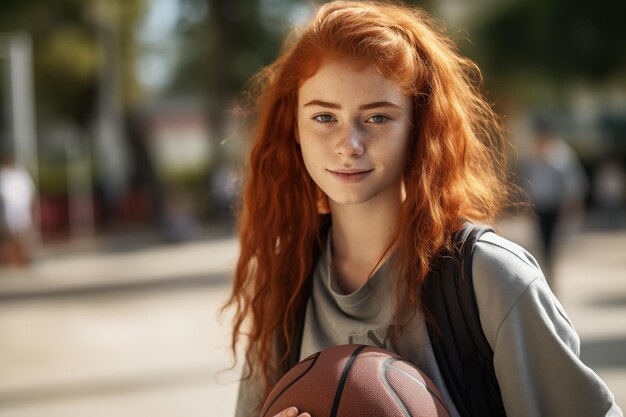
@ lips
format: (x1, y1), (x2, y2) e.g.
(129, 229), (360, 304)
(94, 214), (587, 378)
(327, 168), (373, 183)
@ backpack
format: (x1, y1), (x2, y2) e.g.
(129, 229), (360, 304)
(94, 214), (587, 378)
(280, 221), (506, 417)
(421, 223), (506, 417)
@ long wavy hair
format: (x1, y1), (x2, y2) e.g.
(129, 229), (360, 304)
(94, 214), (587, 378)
(224, 0), (511, 405)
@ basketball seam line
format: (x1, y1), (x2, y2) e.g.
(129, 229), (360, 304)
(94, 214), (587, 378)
(330, 345), (367, 417)
(385, 358), (452, 415)
(261, 353), (320, 417)
(381, 358), (411, 417)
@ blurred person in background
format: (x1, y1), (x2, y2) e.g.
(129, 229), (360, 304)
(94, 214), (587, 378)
(0, 151), (36, 266)
(520, 117), (588, 288)
(593, 157), (626, 228)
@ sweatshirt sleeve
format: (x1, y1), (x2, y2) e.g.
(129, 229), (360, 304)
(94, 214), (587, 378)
(472, 233), (623, 417)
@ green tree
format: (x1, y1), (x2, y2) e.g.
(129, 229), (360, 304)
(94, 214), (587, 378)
(0, 0), (146, 126)
(466, 0), (626, 92)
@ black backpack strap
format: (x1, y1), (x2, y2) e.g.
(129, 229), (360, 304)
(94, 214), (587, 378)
(422, 222), (506, 417)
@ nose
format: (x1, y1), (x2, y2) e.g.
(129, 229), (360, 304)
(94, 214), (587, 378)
(335, 125), (364, 158)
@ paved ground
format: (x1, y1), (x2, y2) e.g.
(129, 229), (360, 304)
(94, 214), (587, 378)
(0, 235), (242, 417)
(0, 216), (624, 416)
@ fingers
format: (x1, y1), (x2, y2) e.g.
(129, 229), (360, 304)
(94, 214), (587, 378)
(274, 407), (311, 417)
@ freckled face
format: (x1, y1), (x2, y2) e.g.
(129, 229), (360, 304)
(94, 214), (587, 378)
(297, 58), (413, 207)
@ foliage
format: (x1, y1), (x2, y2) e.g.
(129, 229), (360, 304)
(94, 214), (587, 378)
(0, 0), (146, 126)
(467, 0), (626, 84)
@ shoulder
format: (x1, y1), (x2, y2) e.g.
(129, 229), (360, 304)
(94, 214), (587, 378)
(473, 232), (544, 288)
(473, 231), (545, 300)
(471, 231), (567, 346)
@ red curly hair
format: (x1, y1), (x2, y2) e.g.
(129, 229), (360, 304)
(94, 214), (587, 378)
(224, 0), (510, 406)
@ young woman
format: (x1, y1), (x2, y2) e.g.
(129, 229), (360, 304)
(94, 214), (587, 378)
(224, 2), (623, 416)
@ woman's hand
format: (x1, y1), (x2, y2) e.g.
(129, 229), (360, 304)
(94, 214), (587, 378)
(272, 406), (311, 417)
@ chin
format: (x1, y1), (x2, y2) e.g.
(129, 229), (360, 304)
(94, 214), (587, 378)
(326, 193), (375, 206)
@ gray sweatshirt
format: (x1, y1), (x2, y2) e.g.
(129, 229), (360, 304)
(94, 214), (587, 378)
(235, 231), (623, 417)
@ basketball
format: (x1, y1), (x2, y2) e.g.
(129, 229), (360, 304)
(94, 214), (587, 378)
(259, 344), (451, 417)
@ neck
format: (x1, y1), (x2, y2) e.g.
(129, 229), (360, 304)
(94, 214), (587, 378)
(328, 185), (402, 292)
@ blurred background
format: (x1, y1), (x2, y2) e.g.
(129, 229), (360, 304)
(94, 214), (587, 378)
(0, 0), (624, 416)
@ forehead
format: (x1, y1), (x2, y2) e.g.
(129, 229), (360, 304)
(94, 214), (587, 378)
(298, 57), (408, 106)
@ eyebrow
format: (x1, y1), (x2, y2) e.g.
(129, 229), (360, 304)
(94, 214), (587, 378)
(303, 100), (401, 110)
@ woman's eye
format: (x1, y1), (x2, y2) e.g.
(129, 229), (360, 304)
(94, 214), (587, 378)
(367, 114), (389, 124)
(313, 114), (335, 124)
